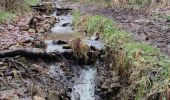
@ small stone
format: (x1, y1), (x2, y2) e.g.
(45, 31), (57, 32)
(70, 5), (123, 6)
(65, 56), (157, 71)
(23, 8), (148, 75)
(96, 88), (101, 92)
(110, 83), (121, 88)
(101, 82), (109, 89)
(112, 77), (119, 82)
(42, 24), (50, 31)
(61, 22), (70, 27)
(28, 29), (36, 35)
(48, 91), (60, 100)
(0, 62), (3, 65)
(38, 28), (45, 33)
(30, 64), (43, 73)
(33, 96), (45, 100)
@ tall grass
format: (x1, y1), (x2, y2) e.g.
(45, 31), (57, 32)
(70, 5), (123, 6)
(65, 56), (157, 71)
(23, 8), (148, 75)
(72, 11), (170, 99)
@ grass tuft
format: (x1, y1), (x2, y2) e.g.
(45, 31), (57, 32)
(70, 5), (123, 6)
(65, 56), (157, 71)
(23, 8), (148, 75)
(0, 10), (15, 23)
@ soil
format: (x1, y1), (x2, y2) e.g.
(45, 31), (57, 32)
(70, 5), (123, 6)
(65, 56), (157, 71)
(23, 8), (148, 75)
(64, 2), (170, 56)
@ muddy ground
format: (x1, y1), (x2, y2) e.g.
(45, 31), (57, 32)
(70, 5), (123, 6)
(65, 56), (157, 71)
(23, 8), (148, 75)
(63, 2), (170, 56)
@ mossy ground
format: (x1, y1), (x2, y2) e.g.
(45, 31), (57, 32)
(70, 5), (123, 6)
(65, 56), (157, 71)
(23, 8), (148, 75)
(72, 10), (170, 99)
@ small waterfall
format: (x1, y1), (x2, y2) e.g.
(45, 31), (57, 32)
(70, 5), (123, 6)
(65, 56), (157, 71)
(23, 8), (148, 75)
(71, 67), (97, 100)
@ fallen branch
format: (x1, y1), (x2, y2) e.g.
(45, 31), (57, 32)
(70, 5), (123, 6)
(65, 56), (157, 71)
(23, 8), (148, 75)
(0, 48), (58, 59)
(31, 5), (72, 11)
(0, 47), (103, 65)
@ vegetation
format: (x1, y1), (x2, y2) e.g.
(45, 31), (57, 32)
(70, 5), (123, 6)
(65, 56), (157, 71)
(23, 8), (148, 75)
(0, 10), (15, 22)
(0, 0), (39, 23)
(72, 11), (170, 99)
(70, 37), (89, 63)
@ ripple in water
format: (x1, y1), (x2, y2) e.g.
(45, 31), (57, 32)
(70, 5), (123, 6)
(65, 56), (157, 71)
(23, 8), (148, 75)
(71, 67), (97, 100)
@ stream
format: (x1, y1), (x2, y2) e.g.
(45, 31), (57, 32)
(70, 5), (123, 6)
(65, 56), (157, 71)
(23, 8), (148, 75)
(0, 0), (121, 99)
(71, 67), (97, 100)
(43, 1), (100, 100)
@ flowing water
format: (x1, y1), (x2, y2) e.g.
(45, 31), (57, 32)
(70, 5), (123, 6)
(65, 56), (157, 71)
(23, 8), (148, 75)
(45, 2), (99, 99)
(71, 67), (97, 100)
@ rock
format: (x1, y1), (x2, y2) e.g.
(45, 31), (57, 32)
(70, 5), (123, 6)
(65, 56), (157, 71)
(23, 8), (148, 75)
(42, 24), (50, 32)
(101, 82), (109, 89)
(7, 25), (14, 30)
(31, 85), (45, 98)
(91, 32), (100, 40)
(30, 64), (43, 73)
(110, 83), (121, 89)
(38, 28), (45, 33)
(33, 96), (45, 100)
(0, 62), (3, 65)
(48, 91), (60, 100)
(28, 29), (36, 35)
(9, 44), (22, 50)
(61, 22), (70, 27)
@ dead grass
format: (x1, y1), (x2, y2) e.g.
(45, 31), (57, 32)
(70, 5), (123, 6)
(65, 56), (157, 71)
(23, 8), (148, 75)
(70, 37), (89, 63)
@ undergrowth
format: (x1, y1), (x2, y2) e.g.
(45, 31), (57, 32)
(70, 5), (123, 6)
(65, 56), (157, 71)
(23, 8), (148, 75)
(0, 0), (38, 23)
(0, 10), (15, 23)
(73, 11), (170, 99)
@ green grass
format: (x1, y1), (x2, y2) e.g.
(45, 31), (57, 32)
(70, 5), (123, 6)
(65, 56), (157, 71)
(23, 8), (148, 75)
(73, 11), (170, 99)
(25, 0), (39, 6)
(0, 0), (39, 23)
(0, 10), (15, 23)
